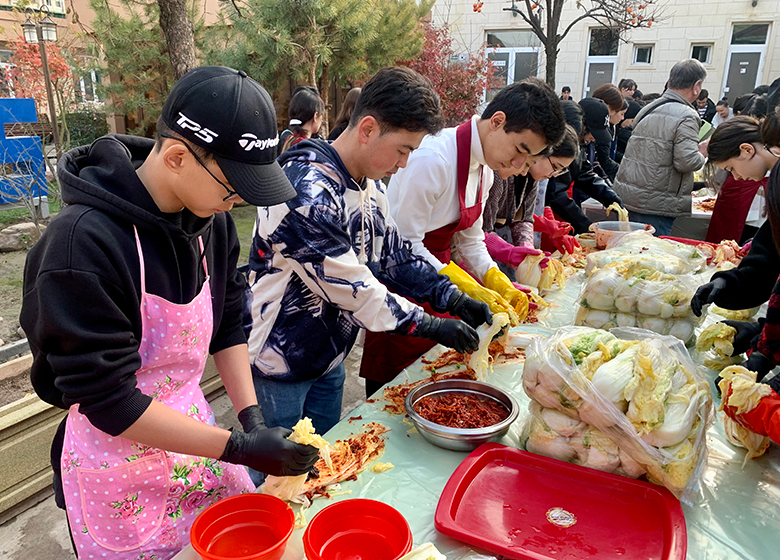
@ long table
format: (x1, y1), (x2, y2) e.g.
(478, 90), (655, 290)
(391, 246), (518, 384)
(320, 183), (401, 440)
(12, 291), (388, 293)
(175, 271), (780, 560)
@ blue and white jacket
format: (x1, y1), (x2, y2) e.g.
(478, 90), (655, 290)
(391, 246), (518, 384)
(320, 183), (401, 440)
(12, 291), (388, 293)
(244, 139), (457, 381)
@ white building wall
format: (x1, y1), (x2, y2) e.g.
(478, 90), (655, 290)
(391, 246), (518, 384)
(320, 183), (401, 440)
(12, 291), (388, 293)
(432, 0), (780, 101)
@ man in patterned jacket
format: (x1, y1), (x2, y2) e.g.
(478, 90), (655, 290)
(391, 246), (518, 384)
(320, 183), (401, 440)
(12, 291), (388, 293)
(244, 67), (492, 459)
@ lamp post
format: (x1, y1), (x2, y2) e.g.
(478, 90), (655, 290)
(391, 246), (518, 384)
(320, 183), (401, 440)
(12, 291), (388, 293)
(22, 5), (60, 158)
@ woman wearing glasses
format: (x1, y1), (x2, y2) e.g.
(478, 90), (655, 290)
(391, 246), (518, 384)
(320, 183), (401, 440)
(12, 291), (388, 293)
(545, 100), (624, 234)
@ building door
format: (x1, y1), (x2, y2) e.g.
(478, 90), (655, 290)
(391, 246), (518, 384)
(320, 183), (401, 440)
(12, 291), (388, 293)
(585, 63), (615, 95)
(583, 28), (619, 98)
(722, 23), (769, 101)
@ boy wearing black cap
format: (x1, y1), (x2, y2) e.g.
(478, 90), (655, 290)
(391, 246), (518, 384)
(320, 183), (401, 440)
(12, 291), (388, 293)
(21, 66), (319, 558)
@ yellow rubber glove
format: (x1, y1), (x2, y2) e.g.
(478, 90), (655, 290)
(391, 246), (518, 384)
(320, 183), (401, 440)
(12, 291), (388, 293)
(440, 262), (520, 325)
(483, 267), (530, 323)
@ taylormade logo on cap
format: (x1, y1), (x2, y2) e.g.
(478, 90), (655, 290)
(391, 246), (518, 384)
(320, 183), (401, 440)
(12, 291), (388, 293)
(175, 112), (219, 144)
(238, 132), (279, 151)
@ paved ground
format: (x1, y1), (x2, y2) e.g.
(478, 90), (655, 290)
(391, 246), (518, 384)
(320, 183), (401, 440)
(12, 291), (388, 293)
(0, 347), (367, 559)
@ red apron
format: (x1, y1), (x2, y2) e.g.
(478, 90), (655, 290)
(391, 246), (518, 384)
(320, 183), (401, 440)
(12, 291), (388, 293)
(705, 175), (766, 243)
(360, 121), (485, 385)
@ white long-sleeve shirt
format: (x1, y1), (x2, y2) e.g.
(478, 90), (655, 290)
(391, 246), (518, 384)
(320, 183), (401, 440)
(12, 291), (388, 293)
(387, 116), (496, 280)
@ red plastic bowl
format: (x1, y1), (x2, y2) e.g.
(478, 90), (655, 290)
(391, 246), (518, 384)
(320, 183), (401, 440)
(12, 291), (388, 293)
(190, 493), (294, 560)
(303, 499), (413, 560)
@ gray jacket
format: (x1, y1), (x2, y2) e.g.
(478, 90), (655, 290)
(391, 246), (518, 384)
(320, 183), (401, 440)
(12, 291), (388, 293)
(613, 90), (705, 217)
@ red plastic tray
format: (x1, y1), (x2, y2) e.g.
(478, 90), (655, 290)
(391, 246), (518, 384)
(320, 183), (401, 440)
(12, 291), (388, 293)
(435, 443), (686, 560)
(659, 235), (716, 248)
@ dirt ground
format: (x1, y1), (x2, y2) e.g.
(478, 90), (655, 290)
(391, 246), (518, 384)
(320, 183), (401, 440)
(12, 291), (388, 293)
(0, 249), (27, 345)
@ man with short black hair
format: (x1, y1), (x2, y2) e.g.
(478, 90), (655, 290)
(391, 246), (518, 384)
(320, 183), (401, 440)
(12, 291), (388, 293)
(613, 59), (707, 236)
(561, 85), (572, 100)
(359, 78), (565, 391)
(245, 67), (489, 445)
(695, 89), (717, 122)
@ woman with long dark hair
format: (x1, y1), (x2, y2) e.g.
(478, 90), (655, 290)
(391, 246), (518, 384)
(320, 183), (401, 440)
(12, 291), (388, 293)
(279, 87), (326, 153)
(328, 87), (361, 141)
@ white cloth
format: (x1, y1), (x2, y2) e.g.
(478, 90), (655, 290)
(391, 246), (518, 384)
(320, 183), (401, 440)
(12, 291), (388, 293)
(712, 107), (733, 128)
(387, 116), (496, 280)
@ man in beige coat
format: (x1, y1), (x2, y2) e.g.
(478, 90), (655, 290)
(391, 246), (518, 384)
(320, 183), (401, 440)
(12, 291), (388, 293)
(613, 59), (707, 236)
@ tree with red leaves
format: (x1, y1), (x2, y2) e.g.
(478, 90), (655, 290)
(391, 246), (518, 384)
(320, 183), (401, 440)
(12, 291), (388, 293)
(5, 37), (74, 127)
(403, 22), (495, 127)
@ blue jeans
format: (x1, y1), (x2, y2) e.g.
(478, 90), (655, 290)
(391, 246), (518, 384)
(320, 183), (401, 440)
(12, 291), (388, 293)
(628, 211), (676, 237)
(248, 363), (346, 485)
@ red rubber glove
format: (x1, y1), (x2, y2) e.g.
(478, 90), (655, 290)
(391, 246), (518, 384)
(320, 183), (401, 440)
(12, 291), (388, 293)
(723, 385), (780, 443)
(533, 209), (580, 255)
(483, 232), (549, 269)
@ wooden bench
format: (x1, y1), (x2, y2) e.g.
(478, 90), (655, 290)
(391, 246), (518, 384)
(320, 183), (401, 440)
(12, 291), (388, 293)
(3, 114), (54, 143)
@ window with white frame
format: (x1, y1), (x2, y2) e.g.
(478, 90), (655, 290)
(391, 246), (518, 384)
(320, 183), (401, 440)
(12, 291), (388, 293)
(484, 30), (541, 101)
(632, 45), (653, 65)
(691, 44), (713, 64)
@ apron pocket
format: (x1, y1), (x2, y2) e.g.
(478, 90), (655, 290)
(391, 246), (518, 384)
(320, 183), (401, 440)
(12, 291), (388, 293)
(77, 451), (170, 552)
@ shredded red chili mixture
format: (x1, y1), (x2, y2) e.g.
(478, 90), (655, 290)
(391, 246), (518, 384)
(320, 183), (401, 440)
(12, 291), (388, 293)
(414, 393), (509, 429)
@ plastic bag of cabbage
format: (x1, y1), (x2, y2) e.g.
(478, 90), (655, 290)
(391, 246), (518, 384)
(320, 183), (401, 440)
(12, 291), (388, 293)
(521, 326), (713, 502)
(585, 230), (708, 275)
(575, 259), (705, 345)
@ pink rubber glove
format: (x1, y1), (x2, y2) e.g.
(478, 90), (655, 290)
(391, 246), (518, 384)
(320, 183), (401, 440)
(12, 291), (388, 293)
(484, 232), (549, 269)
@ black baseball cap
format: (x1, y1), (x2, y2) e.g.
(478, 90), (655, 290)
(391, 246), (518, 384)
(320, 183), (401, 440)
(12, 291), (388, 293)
(160, 66), (296, 207)
(578, 97), (612, 145)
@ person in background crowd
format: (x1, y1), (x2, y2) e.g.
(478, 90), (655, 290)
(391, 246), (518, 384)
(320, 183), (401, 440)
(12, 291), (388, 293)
(361, 78), (565, 395)
(642, 92), (662, 103)
(613, 59), (708, 236)
(546, 100), (622, 234)
(616, 100), (642, 161)
(245, 67), (488, 447)
(590, 83), (625, 181)
(733, 93), (756, 115)
(632, 89), (644, 102)
(618, 78), (638, 100)
(561, 86), (572, 100)
(695, 89), (717, 123)
(712, 99), (733, 128)
(279, 87), (326, 154)
(20, 66), (321, 559)
(328, 87), (361, 141)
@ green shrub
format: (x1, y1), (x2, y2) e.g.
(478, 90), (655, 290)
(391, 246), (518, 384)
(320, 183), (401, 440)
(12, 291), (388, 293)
(64, 106), (110, 149)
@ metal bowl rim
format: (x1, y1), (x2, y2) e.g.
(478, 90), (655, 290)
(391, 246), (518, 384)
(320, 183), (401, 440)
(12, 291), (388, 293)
(404, 379), (519, 436)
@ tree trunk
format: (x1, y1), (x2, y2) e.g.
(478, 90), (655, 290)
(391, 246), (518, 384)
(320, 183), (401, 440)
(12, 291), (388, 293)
(158, 0), (197, 80)
(320, 63), (330, 136)
(545, 38), (557, 90)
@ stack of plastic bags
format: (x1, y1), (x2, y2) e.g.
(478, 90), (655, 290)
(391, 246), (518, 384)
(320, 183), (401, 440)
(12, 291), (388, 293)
(521, 326), (713, 501)
(576, 231), (708, 344)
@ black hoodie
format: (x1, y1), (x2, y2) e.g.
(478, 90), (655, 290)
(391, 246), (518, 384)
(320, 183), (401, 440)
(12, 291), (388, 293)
(21, 135), (246, 438)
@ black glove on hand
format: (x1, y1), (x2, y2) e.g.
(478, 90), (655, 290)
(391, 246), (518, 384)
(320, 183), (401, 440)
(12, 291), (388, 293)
(448, 290), (493, 329)
(237, 404), (265, 434)
(220, 426), (319, 476)
(412, 314), (479, 354)
(691, 278), (728, 317)
(722, 319), (765, 356)
(744, 351), (774, 383)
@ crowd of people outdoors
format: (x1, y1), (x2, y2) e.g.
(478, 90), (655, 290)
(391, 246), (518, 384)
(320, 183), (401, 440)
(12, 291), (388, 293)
(17, 52), (780, 558)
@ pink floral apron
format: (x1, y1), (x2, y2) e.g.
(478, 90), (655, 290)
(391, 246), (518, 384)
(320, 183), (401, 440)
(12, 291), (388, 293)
(61, 226), (254, 560)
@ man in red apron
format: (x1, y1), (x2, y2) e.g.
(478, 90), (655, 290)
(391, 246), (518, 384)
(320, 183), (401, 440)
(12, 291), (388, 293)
(21, 67), (319, 559)
(360, 79), (567, 395)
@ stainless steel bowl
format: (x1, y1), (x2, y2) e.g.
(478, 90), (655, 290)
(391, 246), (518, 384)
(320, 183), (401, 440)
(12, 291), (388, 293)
(404, 379), (519, 452)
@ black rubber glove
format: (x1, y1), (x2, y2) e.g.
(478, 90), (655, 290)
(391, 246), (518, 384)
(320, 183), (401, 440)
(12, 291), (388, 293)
(722, 319), (765, 356)
(691, 278), (728, 317)
(219, 426), (319, 476)
(237, 404), (265, 434)
(448, 290), (493, 329)
(412, 314), (479, 354)
(744, 351), (774, 383)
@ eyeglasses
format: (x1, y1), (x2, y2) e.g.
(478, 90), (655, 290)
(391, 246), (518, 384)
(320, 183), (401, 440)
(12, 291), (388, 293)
(547, 157), (568, 177)
(160, 133), (241, 202)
